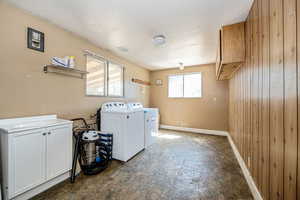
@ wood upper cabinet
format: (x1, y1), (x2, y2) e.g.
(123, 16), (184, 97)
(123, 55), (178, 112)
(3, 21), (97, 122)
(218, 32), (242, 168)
(216, 22), (245, 80)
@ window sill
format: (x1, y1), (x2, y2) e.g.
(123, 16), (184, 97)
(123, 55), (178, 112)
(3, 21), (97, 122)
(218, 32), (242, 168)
(168, 97), (202, 99)
(86, 95), (124, 98)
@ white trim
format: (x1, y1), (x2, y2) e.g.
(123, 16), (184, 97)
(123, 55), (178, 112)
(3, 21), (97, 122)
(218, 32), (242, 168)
(159, 124), (228, 136)
(227, 134), (263, 200)
(11, 172), (70, 200)
(159, 124), (263, 200)
(0, 115), (57, 125)
(83, 50), (106, 61)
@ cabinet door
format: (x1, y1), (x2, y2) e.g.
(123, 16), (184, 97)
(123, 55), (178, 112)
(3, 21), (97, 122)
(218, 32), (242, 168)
(216, 30), (222, 77)
(46, 125), (72, 180)
(10, 129), (46, 197)
(221, 22), (245, 63)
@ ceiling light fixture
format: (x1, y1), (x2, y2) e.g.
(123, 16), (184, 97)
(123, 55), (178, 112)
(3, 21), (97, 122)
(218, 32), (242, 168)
(153, 35), (166, 46)
(179, 62), (184, 70)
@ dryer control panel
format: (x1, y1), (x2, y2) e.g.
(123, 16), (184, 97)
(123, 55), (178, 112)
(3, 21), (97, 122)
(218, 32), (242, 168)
(127, 102), (143, 112)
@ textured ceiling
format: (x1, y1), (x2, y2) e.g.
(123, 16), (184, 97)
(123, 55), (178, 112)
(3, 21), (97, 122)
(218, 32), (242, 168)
(5, 0), (253, 70)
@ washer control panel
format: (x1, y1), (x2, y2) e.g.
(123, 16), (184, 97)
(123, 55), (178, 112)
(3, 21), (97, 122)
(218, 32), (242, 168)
(101, 102), (144, 112)
(101, 102), (127, 112)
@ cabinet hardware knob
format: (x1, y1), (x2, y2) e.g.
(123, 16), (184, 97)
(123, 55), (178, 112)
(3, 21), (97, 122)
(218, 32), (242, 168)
(42, 133), (46, 136)
(126, 115), (130, 119)
(48, 132), (51, 135)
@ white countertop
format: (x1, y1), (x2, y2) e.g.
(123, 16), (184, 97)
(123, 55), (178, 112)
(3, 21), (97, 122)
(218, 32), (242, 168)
(0, 115), (72, 133)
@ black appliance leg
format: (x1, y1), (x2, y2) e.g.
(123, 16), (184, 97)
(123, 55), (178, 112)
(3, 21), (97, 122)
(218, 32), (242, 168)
(70, 136), (80, 183)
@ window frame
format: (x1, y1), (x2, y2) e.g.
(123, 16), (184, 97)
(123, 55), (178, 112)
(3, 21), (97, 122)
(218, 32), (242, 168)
(85, 52), (125, 98)
(107, 60), (125, 98)
(168, 72), (202, 99)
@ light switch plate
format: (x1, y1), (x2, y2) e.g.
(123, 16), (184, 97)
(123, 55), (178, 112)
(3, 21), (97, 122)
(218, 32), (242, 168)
(155, 79), (162, 85)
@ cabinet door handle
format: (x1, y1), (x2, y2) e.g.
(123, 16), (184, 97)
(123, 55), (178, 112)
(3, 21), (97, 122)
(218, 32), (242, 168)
(42, 133), (46, 136)
(48, 132), (51, 135)
(127, 115), (130, 119)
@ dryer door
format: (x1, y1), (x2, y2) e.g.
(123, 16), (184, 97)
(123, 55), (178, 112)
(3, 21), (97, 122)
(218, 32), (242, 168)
(149, 116), (158, 146)
(144, 112), (151, 148)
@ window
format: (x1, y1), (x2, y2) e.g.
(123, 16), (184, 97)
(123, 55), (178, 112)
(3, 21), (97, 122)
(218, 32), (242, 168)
(86, 54), (124, 97)
(183, 73), (202, 97)
(168, 75), (184, 98)
(86, 56), (106, 96)
(108, 62), (124, 96)
(168, 73), (202, 98)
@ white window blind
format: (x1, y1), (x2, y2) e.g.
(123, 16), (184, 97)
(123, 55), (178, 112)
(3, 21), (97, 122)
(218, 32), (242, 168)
(168, 75), (184, 98)
(184, 73), (202, 97)
(168, 73), (202, 98)
(108, 62), (123, 96)
(86, 54), (124, 97)
(86, 56), (106, 96)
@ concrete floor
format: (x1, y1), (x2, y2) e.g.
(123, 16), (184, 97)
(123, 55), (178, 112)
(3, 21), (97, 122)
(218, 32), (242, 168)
(32, 130), (253, 200)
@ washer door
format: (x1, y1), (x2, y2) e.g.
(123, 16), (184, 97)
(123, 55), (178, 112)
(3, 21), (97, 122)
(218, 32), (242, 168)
(124, 112), (145, 161)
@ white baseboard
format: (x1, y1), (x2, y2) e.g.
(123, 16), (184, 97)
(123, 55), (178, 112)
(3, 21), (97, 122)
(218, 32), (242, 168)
(159, 124), (228, 136)
(159, 124), (263, 200)
(227, 135), (263, 200)
(11, 172), (70, 200)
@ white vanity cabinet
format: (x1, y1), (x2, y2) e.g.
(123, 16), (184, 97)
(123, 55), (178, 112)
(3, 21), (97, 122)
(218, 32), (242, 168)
(0, 115), (73, 200)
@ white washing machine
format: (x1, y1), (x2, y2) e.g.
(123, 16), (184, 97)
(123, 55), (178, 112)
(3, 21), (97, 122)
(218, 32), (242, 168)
(143, 108), (159, 148)
(101, 102), (145, 162)
(127, 103), (159, 148)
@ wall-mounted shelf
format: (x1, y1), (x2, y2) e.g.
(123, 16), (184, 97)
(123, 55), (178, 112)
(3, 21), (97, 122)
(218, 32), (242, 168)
(43, 65), (89, 79)
(131, 78), (151, 86)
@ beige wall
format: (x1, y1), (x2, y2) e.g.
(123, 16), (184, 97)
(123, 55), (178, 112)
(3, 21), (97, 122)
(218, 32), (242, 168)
(150, 64), (228, 131)
(0, 2), (150, 120)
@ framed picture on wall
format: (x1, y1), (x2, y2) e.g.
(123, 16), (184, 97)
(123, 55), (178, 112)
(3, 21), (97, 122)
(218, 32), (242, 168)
(27, 27), (44, 52)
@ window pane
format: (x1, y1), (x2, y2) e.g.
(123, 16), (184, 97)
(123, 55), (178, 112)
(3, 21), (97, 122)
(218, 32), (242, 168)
(86, 56), (106, 96)
(184, 73), (202, 97)
(168, 75), (183, 97)
(108, 62), (123, 96)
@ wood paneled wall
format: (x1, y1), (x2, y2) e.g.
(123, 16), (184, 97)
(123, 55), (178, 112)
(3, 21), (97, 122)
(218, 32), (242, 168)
(228, 0), (299, 199)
